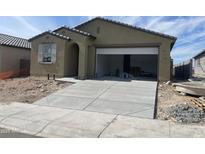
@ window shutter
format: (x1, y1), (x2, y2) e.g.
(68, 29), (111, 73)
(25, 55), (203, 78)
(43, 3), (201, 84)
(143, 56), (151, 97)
(38, 44), (43, 63)
(51, 44), (56, 63)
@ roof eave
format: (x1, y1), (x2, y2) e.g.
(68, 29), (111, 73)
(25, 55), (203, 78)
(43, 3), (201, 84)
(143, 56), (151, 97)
(170, 38), (177, 51)
(0, 33), (31, 49)
(28, 31), (71, 42)
(0, 44), (31, 50)
(193, 50), (205, 59)
(75, 17), (177, 41)
(53, 26), (96, 39)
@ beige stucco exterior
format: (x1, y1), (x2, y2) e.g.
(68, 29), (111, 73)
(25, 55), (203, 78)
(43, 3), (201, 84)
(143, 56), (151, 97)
(30, 18), (176, 81)
(30, 30), (93, 79)
(193, 52), (205, 78)
(0, 45), (30, 72)
(77, 19), (174, 81)
(54, 28), (94, 79)
(30, 34), (67, 77)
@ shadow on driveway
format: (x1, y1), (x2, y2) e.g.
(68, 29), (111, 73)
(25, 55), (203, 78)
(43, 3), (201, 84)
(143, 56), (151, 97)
(0, 128), (41, 138)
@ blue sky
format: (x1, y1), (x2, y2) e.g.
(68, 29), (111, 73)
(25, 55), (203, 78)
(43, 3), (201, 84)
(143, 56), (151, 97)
(0, 16), (205, 64)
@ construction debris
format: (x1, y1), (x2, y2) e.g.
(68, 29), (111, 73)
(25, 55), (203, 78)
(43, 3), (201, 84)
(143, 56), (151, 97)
(191, 98), (205, 111)
(157, 82), (205, 124)
(199, 97), (205, 101)
(165, 81), (171, 85)
(173, 81), (205, 96)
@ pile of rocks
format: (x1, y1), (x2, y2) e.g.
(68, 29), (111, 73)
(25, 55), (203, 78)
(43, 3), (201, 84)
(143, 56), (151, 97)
(166, 104), (205, 123)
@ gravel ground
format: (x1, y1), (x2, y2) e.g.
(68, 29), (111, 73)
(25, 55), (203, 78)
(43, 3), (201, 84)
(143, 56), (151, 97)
(157, 82), (205, 124)
(0, 76), (72, 104)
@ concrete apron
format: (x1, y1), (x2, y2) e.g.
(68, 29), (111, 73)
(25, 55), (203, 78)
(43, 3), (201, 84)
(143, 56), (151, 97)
(0, 102), (205, 137)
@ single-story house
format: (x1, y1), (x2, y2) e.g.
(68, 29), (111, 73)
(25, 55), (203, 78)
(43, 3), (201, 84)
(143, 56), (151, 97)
(193, 49), (205, 78)
(29, 17), (177, 81)
(0, 33), (31, 74)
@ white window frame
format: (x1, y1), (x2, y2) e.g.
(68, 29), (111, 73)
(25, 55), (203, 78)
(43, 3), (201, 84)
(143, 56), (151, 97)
(38, 43), (56, 64)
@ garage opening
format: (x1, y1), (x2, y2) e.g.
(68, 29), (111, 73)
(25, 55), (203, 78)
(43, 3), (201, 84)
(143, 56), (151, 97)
(95, 47), (158, 80)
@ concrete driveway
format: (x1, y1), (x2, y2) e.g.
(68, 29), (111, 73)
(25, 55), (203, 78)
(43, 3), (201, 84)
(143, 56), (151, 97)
(34, 79), (157, 118)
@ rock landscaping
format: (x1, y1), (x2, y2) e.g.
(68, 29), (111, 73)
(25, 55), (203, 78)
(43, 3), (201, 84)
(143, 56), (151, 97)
(157, 82), (205, 125)
(165, 104), (205, 123)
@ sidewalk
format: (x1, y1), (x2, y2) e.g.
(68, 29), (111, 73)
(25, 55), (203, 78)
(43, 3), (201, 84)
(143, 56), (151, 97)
(0, 102), (205, 138)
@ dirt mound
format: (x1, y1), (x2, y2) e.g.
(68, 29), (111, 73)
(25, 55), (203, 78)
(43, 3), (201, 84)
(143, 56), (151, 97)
(0, 76), (71, 104)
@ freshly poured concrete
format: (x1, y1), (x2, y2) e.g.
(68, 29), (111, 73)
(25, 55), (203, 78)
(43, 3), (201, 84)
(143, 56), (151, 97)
(39, 110), (116, 137)
(2, 79), (204, 138)
(35, 79), (157, 118)
(100, 115), (170, 138)
(0, 102), (205, 137)
(34, 95), (95, 110)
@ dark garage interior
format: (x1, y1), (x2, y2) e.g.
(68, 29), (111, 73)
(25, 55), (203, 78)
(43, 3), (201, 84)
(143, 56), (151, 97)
(96, 54), (158, 80)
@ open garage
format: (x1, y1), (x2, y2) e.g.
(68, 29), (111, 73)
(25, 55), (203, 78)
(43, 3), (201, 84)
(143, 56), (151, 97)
(95, 47), (158, 80)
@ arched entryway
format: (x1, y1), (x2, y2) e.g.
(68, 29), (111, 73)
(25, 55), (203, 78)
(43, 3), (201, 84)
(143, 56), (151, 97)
(65, 43), (79, 77)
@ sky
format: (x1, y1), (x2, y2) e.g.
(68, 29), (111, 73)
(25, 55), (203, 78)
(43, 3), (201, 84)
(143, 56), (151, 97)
(0, 16), (205, 64)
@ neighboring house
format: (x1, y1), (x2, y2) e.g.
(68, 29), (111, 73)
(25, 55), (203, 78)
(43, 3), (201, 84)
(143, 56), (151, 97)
(29, 17), (176, 81)
(0, 33), (31, 73)
(193, 49), (205, 78)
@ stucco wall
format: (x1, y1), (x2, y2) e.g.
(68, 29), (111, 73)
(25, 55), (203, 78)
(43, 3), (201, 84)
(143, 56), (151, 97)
(29, 19), (175, 81)
(77, 19), (175, 81)
(0, 45), (30, 72)
(30, 29), (92, 79)
(193, 53), (205, 78)
(30, 34), (67, 77)
(56, 28), (93, 79)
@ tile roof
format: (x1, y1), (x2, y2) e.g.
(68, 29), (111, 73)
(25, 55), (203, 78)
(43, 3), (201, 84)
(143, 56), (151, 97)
(53, 26), (96, 39)
(28, 31), (71, 42)
(0, 33), (31, 49)
(75, 17), (177, 41)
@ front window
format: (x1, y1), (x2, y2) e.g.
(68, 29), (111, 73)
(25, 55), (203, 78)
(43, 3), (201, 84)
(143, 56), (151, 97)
(38, 43), (56, 64)
(42, 44), (52, 62)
